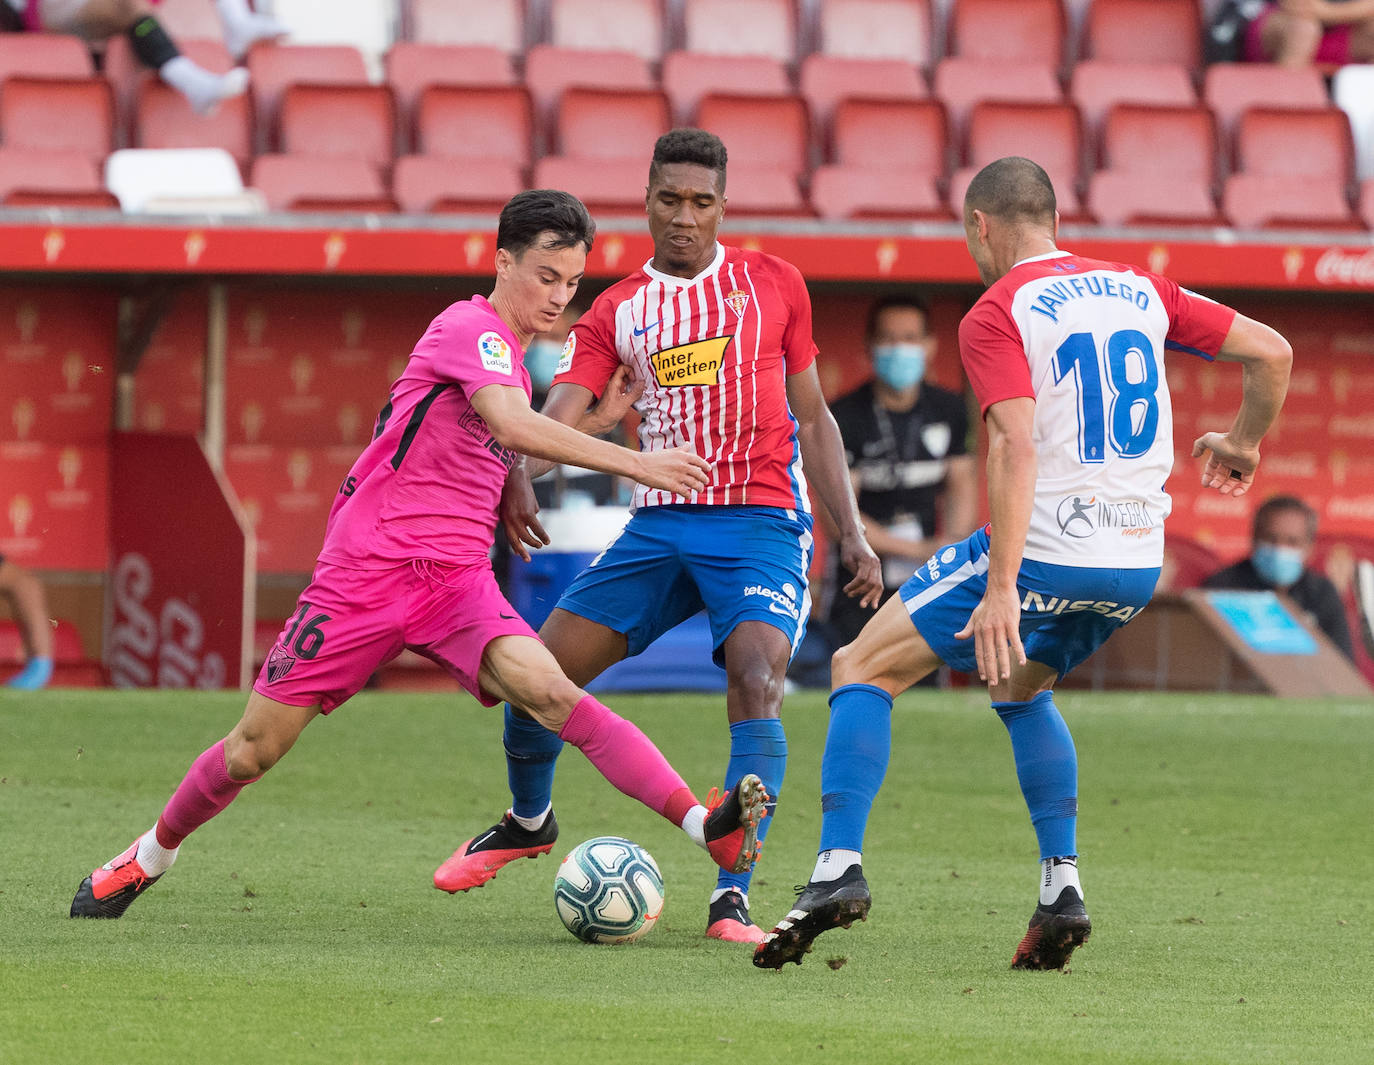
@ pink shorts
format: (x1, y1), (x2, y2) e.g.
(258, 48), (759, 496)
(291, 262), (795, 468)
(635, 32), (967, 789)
(253, 559), (538, 713)
(1244, 5), (1354, 64)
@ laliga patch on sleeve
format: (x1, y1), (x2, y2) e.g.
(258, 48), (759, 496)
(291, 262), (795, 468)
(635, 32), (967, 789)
(556, 331), (576, 374)
(478, 331), (513, 375)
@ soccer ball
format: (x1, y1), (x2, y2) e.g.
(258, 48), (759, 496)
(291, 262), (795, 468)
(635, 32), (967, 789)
(553, 836), (665, 944)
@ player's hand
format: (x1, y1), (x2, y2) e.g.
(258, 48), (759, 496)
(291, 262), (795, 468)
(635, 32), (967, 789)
(955, 581), (1026, 684)
(839, 533), (883, 609)
(1192, 431), (1260, 498)
(635, 446), (710, 496)
(499, 463), (549, 562)
(578, 364), (643, 437)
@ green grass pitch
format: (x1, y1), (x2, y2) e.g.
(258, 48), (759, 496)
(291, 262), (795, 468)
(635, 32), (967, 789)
(2, 687), (1370, 1065)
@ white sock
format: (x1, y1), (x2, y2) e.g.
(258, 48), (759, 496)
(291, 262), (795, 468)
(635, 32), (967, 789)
(508, 804), (551, 832)
(709, 887), (747, 906)
(134, 827), (178, 877)
(1041, 856), (1082, 905)
(811, 848), (862, 883)
(159, 56), (249, 116)
(682, 804), (707, 849)
(216, 0), (289, 58)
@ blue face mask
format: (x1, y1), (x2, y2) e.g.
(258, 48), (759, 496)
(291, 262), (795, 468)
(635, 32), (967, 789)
(525, 339), (563, 392)
(1252, 542), (1305, 588)
(872, 342), (926, 392)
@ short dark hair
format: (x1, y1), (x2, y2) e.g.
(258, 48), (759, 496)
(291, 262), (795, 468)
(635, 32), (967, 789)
(1253, 494), (1319, 542)
(649, 128), (728, 193)
(497, 189), (595, 257)
(964, 156), (1056, 226)
(866, 293), (932, 342)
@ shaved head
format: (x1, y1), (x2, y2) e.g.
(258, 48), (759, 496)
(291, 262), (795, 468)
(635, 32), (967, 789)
(963, 156), (1057, 226)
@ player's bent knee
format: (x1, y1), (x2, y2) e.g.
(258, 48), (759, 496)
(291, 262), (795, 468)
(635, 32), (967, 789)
(512, 671), (583, 729)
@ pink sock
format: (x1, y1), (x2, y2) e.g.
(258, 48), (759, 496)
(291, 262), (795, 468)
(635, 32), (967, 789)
(154, 740), (257, 848)
(558, 695), (697, 826)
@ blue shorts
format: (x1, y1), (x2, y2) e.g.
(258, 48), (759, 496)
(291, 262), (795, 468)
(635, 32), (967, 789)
(900, 527), (1160, 679)
(555, 505), (814, 667)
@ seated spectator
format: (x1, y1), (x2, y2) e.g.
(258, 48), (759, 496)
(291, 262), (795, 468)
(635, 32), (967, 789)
(0, 554), (55, 690)
(0, 0), (287, 114)
(1203, 494), (1356, 660)
(1243, 0), (1374, 67)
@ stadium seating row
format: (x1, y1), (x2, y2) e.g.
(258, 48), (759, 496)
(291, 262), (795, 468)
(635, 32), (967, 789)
(0, 29), (1369, 228)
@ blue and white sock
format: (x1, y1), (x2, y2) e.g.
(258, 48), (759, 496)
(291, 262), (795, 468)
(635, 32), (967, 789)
(815, 684), (893, 877)
(993, 690), (1079, 862)
(503, 704), (564, 821)
(714, 718), (787, 898)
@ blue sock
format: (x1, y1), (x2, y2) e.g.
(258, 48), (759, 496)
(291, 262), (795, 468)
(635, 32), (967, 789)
(994, 691), (1078, 860)
(817, 684), (893, 854)
(714, 718), (787, 897)
(503, 704), (564, 820)
(6, 656), (52, 690)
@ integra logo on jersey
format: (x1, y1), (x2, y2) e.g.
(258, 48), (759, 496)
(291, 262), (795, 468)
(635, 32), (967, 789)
(1056, 495), (1155, 539)
(650, 336), (731, 387)
(1021, 591), (1142, 623)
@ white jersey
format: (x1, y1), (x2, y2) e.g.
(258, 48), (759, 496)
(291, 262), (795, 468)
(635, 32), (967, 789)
(959, 250), (1236, 568)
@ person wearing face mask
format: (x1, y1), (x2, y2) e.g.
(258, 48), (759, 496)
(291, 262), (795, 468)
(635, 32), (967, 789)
(823, 295), (979, 648)
(1203, 494), (1354, 660)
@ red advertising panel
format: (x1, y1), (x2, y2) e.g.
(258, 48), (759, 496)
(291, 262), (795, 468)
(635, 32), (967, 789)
(107, 433), (254, 689)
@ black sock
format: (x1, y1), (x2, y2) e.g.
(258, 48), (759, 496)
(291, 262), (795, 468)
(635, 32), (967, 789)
(128, 16), (181, 70)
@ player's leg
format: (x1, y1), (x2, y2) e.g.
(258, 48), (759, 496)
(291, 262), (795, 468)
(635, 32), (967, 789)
(1255, 4), (1323, 65)
(477, 634), (767, 874)
(0, 557), (55, 689)
(70, 693), (319, 918)
(753, 593), (940, 968)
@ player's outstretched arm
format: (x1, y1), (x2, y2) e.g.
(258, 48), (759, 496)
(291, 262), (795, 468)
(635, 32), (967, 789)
(472, 383), (709, 496)
(1192, 312), (1292, 497)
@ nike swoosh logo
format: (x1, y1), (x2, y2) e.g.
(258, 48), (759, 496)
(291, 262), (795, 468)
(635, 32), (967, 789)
(499, 613), (518, 620)
(468, 829), (498, 852)
(632, 320), (662, 337)
(767, 602), (796, 618)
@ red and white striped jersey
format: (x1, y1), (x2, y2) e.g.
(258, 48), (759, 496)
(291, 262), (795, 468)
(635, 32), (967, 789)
(554, 243), (818, 510)
(959, 250), (1237, 568)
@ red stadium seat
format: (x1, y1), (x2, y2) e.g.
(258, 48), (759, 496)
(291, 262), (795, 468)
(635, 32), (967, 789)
(1087, 171), (1221, 228)
(1099, 104), (1217, 182)
(799, 55), (927, 131)
(549, 0), (667, 60)
(810, 167), (948, 221)
(1159, 537), (1223, 592)
(1203, 63), (1331, 134)
(1222, 174), (1362, 230)
(717, 166), (811, 216)
(553, 87), (670, 159)
(523, 45), (654, 132)
(247, 44), (369, 152)
(385, 44), (515, 143)
(531, 155), (649, 212)
(813, 98), (950, 219)
(250, 154), (396, 213)
(815, 0), (933, 66)
(1233, 107), (1355, 182)
(682, 0), (798, 62)
(1084, 0), (1202, 70)
(1069, 60), (1197, 139)
(950, 101), (1085, 219)
(134, 44), (253, 170)
(947, 0), (1067, 69)
(0, 148), (116, 207)
(278, 84), (396, 167)
(408, 0), (526, 51)
(933, 57), (1061, 139)
(0, 78), (113, 161)
(0, 33), (94, 79)
(695, 93), (809, 175)
(1362, 179), (1374, 229)
(392, 155), (522, 214)
(661, 51), (790, 124)
(413, 85), (533, 164)
(106, 36), (242, 144)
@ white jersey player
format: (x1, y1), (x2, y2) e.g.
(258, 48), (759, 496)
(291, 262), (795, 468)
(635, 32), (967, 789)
(754, 156), (1292, 974)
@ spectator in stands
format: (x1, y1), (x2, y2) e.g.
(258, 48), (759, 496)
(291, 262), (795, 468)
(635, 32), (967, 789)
(0, 0), (286, 114)
(1243, 0), (1374, 67)
(0, 554), (54, 690)
(824, 294), (978, 649)
(1203, 494), (1355, 659)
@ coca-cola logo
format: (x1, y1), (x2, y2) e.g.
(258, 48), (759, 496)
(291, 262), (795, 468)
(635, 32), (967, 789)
(108, 552), (226, 689)
(1314, 248), (1374, 287)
